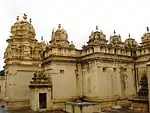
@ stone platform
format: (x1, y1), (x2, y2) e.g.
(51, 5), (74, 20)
(64, 100), (100, 113)
(8, 109), (68, 113)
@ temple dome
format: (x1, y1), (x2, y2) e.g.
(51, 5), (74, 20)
(87, 26), (107, 46)
(141, 33), (150, 43)
(10, 14), (35, 38)
(50, 24), (69, 47)
(125, 36), (138, 48)
(141, 27), (150, 46)
(69, 41), (75, 49)
(89, 26), (106, 40)
(109, 31), (123, 47)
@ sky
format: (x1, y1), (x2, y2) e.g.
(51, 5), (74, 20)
(0, 0), (150, 69)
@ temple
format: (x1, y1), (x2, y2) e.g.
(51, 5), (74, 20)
(0, 14), (150, 112)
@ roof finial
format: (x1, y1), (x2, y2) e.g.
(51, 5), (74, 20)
(128, 33), (131, 38)
(16, 16), (19, 21)
(147, 27), (149, 32)
(96, 26), (98, 31)
(52, 28), (54, 32)
(41, 36), (43, 41)
(29, 18), (32, 23)
(58, 24), (61, 29)
(23, 13), (27, 20)
(114, 30), (116, 35)
(47, 42), (49, 45)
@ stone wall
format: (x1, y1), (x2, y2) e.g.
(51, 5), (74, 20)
(45, 61), (78, 101)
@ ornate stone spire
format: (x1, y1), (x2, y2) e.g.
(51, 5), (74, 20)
(50, 24), (69, 47)
(141, 27), (150, 46)
(109, 30), (122, 47)
(87, 25), (107, 46)
(125, 34), (138, 48)
(5, 14), (40, 63)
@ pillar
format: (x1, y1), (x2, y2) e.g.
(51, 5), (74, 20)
(146, 63), (150, 111)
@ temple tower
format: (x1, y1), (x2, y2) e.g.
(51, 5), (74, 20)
(3, 14), (42, 108)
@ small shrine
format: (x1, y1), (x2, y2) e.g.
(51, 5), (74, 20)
(129, 72), (149, 112)
(29, 71), (52, 111)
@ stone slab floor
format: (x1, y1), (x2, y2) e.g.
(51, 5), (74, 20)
(7, 109), (67, 113)
(102, 107), (148, 113)
(7, 108), (148, 113)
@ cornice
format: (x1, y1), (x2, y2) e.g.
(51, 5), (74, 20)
(135, 60), (150, 65)
(29, 84), (52, 88)
(42, 53), (134, 65)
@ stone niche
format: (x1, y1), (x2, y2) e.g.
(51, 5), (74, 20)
(29, 71), (52, 111)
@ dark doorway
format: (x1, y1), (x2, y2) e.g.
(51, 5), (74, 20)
(39, 93), (47, 109)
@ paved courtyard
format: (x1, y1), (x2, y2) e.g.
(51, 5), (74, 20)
(6, 107), (148, 113)
(7, 109), (67, 113)
(102, 108), (147, 113)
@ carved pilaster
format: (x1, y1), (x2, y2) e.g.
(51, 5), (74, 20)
(146, 63), (150, 111)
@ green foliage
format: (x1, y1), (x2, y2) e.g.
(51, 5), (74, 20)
(0, 70), (4, 76)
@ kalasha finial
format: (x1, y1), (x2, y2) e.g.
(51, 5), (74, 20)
(52, 28), (54, 32)
(23, 13), (27, 20)
(58, 24), (61, 29)
(96, 26), (98, 31)
(29, 18), (32, 23)
(47, 42), (49, 45)
(114, 30), (116, 35)
(16, 16), (19, 21)
(41, 36), (43, 41)
(147, 27), (149, 32)
(71, 41), (73, 44)
(52, 28), (55, 33)
(128, 33), (131, 38)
